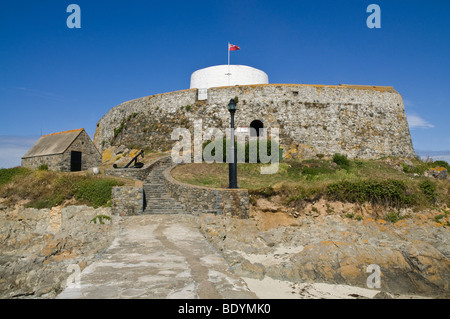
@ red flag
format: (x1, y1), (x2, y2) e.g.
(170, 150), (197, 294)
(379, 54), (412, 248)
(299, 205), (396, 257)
(229, 44), (240, 51)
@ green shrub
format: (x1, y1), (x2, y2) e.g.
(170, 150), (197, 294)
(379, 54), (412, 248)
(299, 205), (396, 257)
(0, 167), (31, 186)
(27, 194), (64, 209)
(301, 162), (335, 180)
(401, 163), (410, 173)
(90, 214), (112, 224)
(37, 164), (48, 171)
(1, 168), (124, 209)
(433, 160), (449, 171)
(114, 121), (125, 138)
(202, 138), (242, 163)
(202, 138), (282, 164)
(402, 159), (449, 175)
(385, 211), (402, 223)
(434, 214), (446, 223)
(74, 178), (123, 208)
(327, 179), (412, 207)
(245, 139), (282, 163)
(354, 160), (364, 167)
(419, 180), (436, 203)
(332, 153), (350, 169)
(251, 186), (275, 198)
(285, 186), (318, 204)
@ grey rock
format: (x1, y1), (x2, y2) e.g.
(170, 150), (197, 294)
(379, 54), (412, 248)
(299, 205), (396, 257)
(373, 291), (394, 299)
(199, 211), (450, 298)
(424, 167), (448, 180)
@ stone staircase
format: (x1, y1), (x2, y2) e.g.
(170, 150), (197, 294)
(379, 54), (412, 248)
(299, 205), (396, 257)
(143, 157), (186, 214)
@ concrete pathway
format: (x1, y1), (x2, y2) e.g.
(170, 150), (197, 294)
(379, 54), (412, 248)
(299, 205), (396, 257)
(57, 214), (257, 299)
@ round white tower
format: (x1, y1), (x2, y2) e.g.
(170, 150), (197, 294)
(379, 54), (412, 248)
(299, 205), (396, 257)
(190, 65), (269, 89)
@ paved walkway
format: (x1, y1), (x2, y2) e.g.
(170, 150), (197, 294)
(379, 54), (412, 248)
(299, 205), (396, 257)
(57, 214), (257, 299)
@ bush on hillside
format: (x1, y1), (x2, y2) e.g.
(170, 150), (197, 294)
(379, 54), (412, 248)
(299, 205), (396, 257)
(327, 179), (413, 207)
(202, 138), (282, 163)
(332, 153), (350, 170)
(0, 167), (31, 186)
(0, 168), (124, 209)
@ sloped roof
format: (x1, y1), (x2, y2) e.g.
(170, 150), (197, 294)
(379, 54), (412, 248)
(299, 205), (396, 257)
(22, 129), (84, 158)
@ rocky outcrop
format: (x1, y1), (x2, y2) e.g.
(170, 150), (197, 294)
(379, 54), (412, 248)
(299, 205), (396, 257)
(2, 196), (449, 299)
(199, 208), (450, 298)
(425, 167), (448, 180)
(0, 205), (119, 298)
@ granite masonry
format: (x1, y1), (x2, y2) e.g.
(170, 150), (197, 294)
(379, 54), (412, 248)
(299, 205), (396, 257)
(22, 129), (101, 172)
(108, 156), (249, 218)
(94, 84), (415, 160)
(111, 186), (144, 216)
(163, 166), (249, 218)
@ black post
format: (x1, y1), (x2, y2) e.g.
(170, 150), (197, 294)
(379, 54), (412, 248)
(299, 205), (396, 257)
(228, 99), (238, 189)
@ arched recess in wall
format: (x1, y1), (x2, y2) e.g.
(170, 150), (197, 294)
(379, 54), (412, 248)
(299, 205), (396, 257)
(250, 120), (264, 137)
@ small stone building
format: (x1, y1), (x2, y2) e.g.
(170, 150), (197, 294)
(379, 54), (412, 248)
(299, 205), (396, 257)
(22, 128), (101, 171)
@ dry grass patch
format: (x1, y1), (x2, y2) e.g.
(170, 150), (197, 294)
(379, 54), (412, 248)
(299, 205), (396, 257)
(0, 168), (132, 209)
(171, 157), (450, 210)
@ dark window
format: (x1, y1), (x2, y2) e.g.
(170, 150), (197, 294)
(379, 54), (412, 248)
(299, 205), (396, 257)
(250, 120), (264, 137)
(70, 151), (82, 171)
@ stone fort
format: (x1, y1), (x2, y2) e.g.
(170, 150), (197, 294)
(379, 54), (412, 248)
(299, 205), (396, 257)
(94, 65), (415, 160)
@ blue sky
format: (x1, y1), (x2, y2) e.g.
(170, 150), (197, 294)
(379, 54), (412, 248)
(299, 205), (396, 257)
(0, 0), (449, 168)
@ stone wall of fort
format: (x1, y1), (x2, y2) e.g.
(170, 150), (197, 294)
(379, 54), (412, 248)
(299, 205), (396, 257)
(94, 84), (415, 160)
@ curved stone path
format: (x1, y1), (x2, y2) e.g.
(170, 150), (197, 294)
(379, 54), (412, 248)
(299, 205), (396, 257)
(57, 214), (257, 299)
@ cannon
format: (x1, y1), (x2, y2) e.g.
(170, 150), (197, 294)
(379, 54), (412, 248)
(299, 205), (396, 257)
(113, 150), (144, 169)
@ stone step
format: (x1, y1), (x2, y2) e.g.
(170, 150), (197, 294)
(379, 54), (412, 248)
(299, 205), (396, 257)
(143, 184), (165, 188)
(146, 198), (178, 202)
(144, 190), (169, 195)
(145, 191), (171, 195)
(145, 181), (165, 184)
(141, 157), (186, 215)
(144, 189), (171, 194)
(143, 188), (168, 192)
(146, 202), (184, 207)
(149, 206), (185, 210)
(146, 201), (184, 207)
(144, 209), (186, 214)
(146, 199), (184, 205)
(146, 180), (164, 184)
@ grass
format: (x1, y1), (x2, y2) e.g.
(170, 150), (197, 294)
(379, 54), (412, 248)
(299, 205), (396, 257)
(433, 209), (450, 226)
(326, 179), (414, 207)
(74, 178), (124, 208)
(401, 158), (450, 175)
(0, 167), (31, 186)
(385, 211), (403, 223)
(0, 167), (127, 209)
(332, 153), (350, 170)
(172, 157), (405, 190)
(90, 214), (112, 224)
(171, 156), (449, 209)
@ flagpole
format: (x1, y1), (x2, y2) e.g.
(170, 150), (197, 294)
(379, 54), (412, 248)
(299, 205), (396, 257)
(227, 42), (230, 85)
(228, 42), (230, 69)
